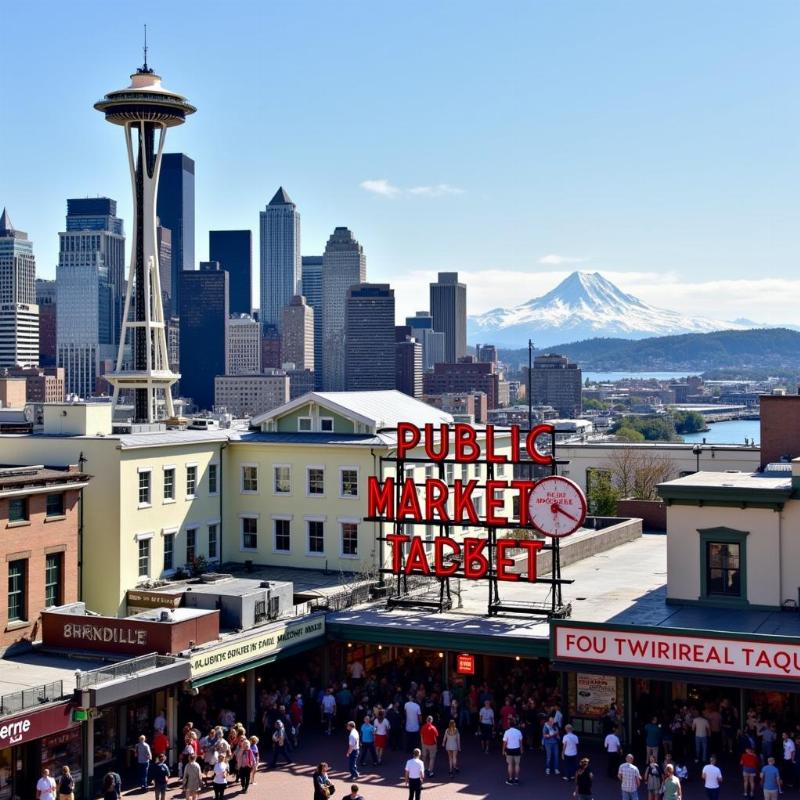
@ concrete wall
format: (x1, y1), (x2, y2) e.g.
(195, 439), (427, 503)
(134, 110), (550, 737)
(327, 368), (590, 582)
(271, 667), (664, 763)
(617, 499), (667, 531)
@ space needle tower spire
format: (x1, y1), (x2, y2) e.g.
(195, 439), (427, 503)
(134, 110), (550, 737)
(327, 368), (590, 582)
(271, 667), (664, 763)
(94, 38), (195, 424)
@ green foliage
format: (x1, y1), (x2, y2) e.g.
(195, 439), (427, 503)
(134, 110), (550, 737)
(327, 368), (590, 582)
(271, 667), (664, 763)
(611, 415), (677, 442)
(672, 410), (706, 434)
(587, 471), (620, 515)
(614, 426), (645, 442)
(583, 398), (610, 411)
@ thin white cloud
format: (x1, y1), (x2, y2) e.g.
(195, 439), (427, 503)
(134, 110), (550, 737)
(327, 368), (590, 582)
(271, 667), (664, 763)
(538, 254), (586, 265)
(407, 183), (464, 197)
(359, 179), (401, 197)
(360, 179), (464, 198)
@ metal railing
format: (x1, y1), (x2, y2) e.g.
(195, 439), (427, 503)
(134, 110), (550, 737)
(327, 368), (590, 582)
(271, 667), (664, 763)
(75, 653), (179, 690)
(0, 680), (64, 716)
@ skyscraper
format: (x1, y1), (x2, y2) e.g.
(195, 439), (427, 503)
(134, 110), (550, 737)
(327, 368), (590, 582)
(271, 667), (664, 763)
(210, 229), (252, 315)
(156, 220), (172, 316)
(259, 187), (300, 331)
(36, 279), (57, 367)
(406, 310), (446, 371)
(322, 227), (366, 390)
(282, 294), (314, 371)
(344, 284), (395, 391)
(301, 255), (323, 388)
(157, 153), (195, 311)
(430, 272), (467, 363)
(179, 263), (228, 411)
(95, 61), (194, 421)
(226, 314), (261, 375)
(528, 353), (582, 417)
(0, 209), (38, 368)
(395, 329), (423, 399)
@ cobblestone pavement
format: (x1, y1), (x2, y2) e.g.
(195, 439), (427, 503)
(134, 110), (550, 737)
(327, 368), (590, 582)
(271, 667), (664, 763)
(121, 732), (759, 800)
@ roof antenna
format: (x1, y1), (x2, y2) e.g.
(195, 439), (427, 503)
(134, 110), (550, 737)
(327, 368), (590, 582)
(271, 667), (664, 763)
(143, 23), (149, 72)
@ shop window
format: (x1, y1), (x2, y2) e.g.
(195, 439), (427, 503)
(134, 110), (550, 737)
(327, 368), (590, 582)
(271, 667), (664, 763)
(9, 497), (28, 523)
(45, 553), (62, 608)
(8, 559), (26, 621)
(46, 493), (65, 518)
(274, 465), (291, 494)
(138, 538), (151, 578)
(307, 520), (324, 554)
(340, 468), (358, 497)
(208, 523), (218, 560)
(273, 518), (291, 552)
(163, 467), (175, 501)
(699, 527), (748, 603)
(307, 467), (324, 496)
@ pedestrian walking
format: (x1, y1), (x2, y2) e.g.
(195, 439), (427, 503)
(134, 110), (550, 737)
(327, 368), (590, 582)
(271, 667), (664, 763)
(661, 764), (682, 800)
(562, 724), (580, 781)
(644, 755), (663, 800)
(360, 715), (378, 767)
(321, 689), (337, 736)
(502, 717), (524, 786)
(56, 765), (75, 800)
(312, 762), (334, 800)
(782, 731), (797, 789)
(543, 714), (561, 775)
(346, 720), (361, 780)
(183, 752), (203, 800)
(374, 708), (391, 765)
(212, 753), (230, 800)
(479, 700), (495, 755)
(740, 745), (759, 799)
(249, 736), (260, 786)
(420, 715), (439, 777)
(574, 757), (593, 800)
(404, 695), (422, 752)
(135, 734), (152, 789)
(36, 768), (57, 800)
(442, 719), (461, 777)
(404, 748), (425, 800)
(761, 756), (782, 800)
(618, 753), (642, 800)
(270, 720), (293, 768)
(237, 736), (256, 792)
(605, 726), (622, 779)
(644, 717), (663, 762)
(101, 771), (120, 800)
(151, 754), (170, 800)
(701, 755), (723, 800)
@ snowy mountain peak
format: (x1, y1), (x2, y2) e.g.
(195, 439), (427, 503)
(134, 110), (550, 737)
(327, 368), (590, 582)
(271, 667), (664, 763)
(468, 271), (749, 348)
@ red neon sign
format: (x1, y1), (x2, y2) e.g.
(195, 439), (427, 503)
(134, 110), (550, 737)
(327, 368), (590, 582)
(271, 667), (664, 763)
(457, 653), (475, 675)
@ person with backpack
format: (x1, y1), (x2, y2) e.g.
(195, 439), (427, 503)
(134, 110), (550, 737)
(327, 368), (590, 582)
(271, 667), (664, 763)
(151, 754), (170, 800)
(56, 765), (75, 800)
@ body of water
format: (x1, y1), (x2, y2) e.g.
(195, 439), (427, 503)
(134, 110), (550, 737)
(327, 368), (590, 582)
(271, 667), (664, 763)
(585, 370), (701, 382)
(681, 418), (759, 445)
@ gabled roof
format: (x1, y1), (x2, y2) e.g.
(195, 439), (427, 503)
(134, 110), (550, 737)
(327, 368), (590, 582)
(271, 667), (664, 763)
(268, 187), (294, 206)
(251, 390), (453, 431)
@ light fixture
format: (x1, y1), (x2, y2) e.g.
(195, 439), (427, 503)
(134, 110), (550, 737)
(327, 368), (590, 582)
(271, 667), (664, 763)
(378, 645), (383, 650)
(347, 642), (352, 648)
(438, 652), (444, 658)
(409, 648), (414, 653)
(515, 656), (521, 661)
(240, 676), (246, 683)
(257, 677), (262, 683)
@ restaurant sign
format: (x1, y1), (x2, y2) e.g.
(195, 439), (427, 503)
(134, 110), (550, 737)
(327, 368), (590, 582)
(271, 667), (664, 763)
(554, 624), (800, 681)
(190, 617), (325, 679)
(0, 702), (75, 748)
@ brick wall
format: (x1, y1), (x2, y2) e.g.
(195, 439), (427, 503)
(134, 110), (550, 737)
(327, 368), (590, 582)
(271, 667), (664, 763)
(0, 488), (81, 652)
(616, 498), (667, 531)
(760, 395), (800, 468)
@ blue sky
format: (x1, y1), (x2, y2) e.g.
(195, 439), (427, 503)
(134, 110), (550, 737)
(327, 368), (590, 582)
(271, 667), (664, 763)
(4, 1), (800, 322)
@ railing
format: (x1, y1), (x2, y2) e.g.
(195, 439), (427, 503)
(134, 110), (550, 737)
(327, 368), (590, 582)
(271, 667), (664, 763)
(0, 681), (64, 716)
(75, 653), (179, 690)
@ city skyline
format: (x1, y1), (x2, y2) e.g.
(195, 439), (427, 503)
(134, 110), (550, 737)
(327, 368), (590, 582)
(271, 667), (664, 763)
(5, 1), (800, 325)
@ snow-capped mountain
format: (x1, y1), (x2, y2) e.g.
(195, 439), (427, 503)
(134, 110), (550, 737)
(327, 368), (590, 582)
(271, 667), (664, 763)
(467, 271), (750, 348)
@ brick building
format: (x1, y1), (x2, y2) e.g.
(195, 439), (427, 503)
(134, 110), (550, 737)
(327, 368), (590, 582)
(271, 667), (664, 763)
(423, 357), (499, 409)
(0, 465), (90, 652)
(5, 366), (65, 404)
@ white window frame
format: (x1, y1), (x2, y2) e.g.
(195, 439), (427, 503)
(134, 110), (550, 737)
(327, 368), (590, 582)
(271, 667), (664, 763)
(208, 461), (220, 496)
(161, 527), (178, 575)
(272, 464), (292, 496)
(319, 416), (334, 432)
(305, 516), (326, 557)
(272, 515), (293, 554)
(185, 525), (199, 565)
(240, 513), (259, 552)
(206, 518), (220, 562)
(339, 466), (359, 499)
(186, 462), (198, 500)
(297, 416), (312, 432)
(162, 464), (176, 504)
(135, 531), (154, 579)
(306, 465), (325, 497)
(338, 517), (360, 559)
(240, 463), (259, 494)
(137, 466), (152, 508)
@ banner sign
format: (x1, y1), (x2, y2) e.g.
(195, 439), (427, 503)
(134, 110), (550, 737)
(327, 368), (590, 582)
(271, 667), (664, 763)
(576, 673), (617, 717)
(456, 653), (475, 675)
(554, 625), (800, 681)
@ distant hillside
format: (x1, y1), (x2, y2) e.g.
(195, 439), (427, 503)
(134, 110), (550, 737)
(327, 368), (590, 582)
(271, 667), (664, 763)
(498, 328), (800, 372)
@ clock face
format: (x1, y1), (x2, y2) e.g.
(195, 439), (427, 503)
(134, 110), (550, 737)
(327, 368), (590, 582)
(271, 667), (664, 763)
(527, 475), (587, 538)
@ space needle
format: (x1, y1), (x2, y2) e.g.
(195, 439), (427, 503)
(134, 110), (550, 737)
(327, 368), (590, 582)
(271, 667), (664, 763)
(94, 37), (195, 424)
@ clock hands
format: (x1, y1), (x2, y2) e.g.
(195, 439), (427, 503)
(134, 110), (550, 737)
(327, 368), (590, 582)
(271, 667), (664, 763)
(550, 503), (579, 523)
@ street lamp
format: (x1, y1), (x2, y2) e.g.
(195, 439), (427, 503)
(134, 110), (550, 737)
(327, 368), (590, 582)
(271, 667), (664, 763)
(692, 444), (702, 473)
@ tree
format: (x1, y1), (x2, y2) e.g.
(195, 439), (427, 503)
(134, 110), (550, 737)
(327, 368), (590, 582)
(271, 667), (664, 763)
(672, 410), (706, 434)
(606, 448), (676, 500)
(587, 470), (621, 515)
